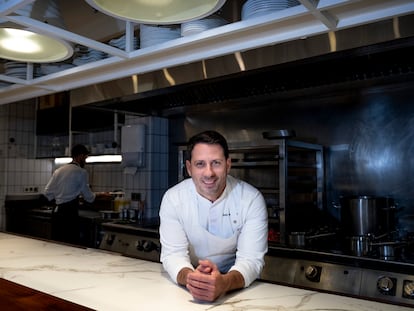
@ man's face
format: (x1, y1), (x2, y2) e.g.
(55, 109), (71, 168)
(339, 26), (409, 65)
(186, 143), (231, 202)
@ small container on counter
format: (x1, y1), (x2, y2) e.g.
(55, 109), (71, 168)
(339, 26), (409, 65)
(112, 192), (129, 213)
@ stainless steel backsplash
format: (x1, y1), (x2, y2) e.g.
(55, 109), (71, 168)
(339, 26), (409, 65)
(170, 80), (414, 225)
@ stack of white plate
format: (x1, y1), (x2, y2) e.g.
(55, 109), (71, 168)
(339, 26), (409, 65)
(181, 15), (228, 37)
(72, 46), (106, 66)
(109, 34), (139, 50)
(41, 63), (75, 75)
(140, 24), (181, 49)
(242, 0), (300, 20)
(4, 61), (41, 79)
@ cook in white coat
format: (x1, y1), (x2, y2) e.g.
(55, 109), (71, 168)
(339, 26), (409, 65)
(159, 130), (268, 302)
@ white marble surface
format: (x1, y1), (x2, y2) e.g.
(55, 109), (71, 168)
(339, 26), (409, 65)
(0, 232), (411, 311)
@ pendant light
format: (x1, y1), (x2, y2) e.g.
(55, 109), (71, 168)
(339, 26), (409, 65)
(0, 0), (73, 63)
(0, 27), (73, 62)
(85, 0), (226, 25)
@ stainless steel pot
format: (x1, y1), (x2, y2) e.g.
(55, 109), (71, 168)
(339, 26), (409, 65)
(349, 236), (371, 257)
(371, 241), (403, 261)
(288, 232), (306, 248)
(378, 244), (395, 261)
(340, 195), (387, 236)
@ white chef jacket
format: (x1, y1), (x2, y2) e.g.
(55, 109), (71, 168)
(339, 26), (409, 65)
(159, 175), (268, 287)
(44, 162), (96, 205)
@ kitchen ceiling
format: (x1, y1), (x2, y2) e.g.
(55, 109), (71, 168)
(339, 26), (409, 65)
(0, 0), (414, 106)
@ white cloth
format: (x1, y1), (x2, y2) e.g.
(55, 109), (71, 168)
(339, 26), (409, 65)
(44, 162), (96, 205)
(159, 175), (268, 287)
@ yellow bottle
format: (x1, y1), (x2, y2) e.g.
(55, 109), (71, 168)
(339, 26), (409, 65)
(114, 194), (122, 212)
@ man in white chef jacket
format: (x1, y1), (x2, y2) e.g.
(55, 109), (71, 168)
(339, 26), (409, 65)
(159, 130), (268, 302)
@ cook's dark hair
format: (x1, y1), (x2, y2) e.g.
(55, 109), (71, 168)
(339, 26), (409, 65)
(71, 144), (89, 158)
(187, 130), (229, 160)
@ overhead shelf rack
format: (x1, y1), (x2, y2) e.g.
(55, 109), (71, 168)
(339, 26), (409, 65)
(0, 0), (413, 105)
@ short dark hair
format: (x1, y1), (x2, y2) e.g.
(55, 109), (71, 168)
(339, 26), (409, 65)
(71, 144), (89, 158)
(187, 130), (229, 160)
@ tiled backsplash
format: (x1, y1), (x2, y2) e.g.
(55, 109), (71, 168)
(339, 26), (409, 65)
(0, 100), (169, 231)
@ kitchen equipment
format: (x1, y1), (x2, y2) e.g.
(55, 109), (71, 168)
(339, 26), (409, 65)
(100, 210), (120, 220)
(378, 243), (396, 261)
(288, 232), (306, 248)
(178, 139), (324, 245)
(99, 218), (160, 262)
(262, 246), (414, 308)
(5, 193), (105, 248)
(370, 241), (406, 261)
(262, 191), (414, 308)
(340, 195), (390, 236)
(288, 231), (337, 248)
(5, 193), (49, 238)
(349, 235), (371, 257)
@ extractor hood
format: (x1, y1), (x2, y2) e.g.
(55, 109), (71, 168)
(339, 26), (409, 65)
(74, 15), (414, 116)
(0, 0), (414, 106)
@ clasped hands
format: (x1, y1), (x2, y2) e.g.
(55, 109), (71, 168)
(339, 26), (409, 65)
(186, 259), (228, 302)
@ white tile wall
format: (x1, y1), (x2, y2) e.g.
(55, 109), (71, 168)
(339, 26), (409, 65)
(0, 101), (169, 231)
(0, 100), (39, 230)
(122, 115), (169, 218)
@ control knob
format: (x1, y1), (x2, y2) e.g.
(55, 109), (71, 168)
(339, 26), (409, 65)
(377, 276), (394, 294)
(305, 265), (320, 282)
(105, 234), (115, 245)
(403, 281), (414, 298)
(136, 240), (157, 252)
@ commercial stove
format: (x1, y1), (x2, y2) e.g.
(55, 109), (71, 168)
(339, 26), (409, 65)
(99, 218), (160, 262)
(261, 239), (414, 308)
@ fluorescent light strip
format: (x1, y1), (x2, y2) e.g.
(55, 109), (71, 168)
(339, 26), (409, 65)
(54, 155), (122, 165)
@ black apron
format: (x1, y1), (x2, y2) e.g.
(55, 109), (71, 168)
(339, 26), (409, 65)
(51, 198), (80, 245)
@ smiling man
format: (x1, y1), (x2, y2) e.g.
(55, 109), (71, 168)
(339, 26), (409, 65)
(159, 130), (268, 302)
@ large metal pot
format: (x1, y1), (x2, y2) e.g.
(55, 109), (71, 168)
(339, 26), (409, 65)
(340, 195), (393, 236)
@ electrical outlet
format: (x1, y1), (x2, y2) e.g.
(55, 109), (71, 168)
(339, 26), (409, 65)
(23, 186), (38, 193)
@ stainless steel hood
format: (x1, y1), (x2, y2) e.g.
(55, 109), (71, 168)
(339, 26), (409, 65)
(1, 0), (414, 106)
(75, 14), (414, 116)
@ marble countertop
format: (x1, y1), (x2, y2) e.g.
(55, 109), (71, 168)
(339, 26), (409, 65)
(0, 232), (411, 311)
